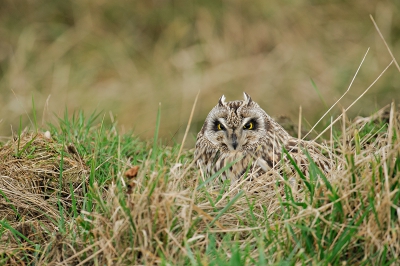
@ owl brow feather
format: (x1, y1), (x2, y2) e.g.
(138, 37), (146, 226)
(243, 92), (252, 106)
(241, 117), (257, 125)
(218, 95), (227, 106)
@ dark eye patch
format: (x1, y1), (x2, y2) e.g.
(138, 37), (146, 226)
(213, 120), (225, 131)
(243, 119), (258, 130)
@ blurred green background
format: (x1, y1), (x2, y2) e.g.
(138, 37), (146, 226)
(1, 0), (399, 146)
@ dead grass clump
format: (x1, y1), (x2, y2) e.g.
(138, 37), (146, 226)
(0, 132), (88, 243)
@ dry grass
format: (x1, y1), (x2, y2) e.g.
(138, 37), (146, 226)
(0, 132), (88, 263)
(0, 104), (399, 264)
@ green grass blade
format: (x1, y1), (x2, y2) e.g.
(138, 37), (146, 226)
(310, 78), (328, 108)
(32, 94), (37, 132)
(0, 189), (20, 219)
(0, 220), (35, 246)
(151, 103), (161, 167)
(209, 190), (244, 227)
(16, 116), (22, 156)
(282, 146), (312, 193)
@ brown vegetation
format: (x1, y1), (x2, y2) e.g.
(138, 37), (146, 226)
(0, 104), (398, 264)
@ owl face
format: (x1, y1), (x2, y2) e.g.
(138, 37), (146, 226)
(196, 93), (331, 181)
(201, 93), (269, 152)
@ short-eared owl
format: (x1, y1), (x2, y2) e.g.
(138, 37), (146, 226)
(195, 93), (330, 181)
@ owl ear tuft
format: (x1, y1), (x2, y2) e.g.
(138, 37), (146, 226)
(243, 92), (252, 106)
(218, 95), (227, 107)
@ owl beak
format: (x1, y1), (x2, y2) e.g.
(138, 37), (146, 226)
(231, 133), (238, 150)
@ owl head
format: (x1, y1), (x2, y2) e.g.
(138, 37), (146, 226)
(199, 92), (273, 152)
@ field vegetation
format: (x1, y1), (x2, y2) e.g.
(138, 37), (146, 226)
(0, 1), (400, 265)
(0, 102), (399, 265)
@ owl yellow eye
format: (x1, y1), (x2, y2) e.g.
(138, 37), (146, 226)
(243, 122), (253, 130)
(217, 123), (224, 130)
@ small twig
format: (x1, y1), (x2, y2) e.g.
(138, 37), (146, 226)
(303, 48), (370, 141)
(176, 90), (201, 163)
(209, 226), (264, 233)
(298, 105), (302, 139)
(370, 14), (400, 72)
(41, 94), (51, 127)
(342, 108), (346, 155)
(387, 101), (395, 146)
(315, 60), (394, 140)
(330, 116), (333, 149)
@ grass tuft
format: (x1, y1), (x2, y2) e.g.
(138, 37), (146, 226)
(0, 104), (399, 264)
